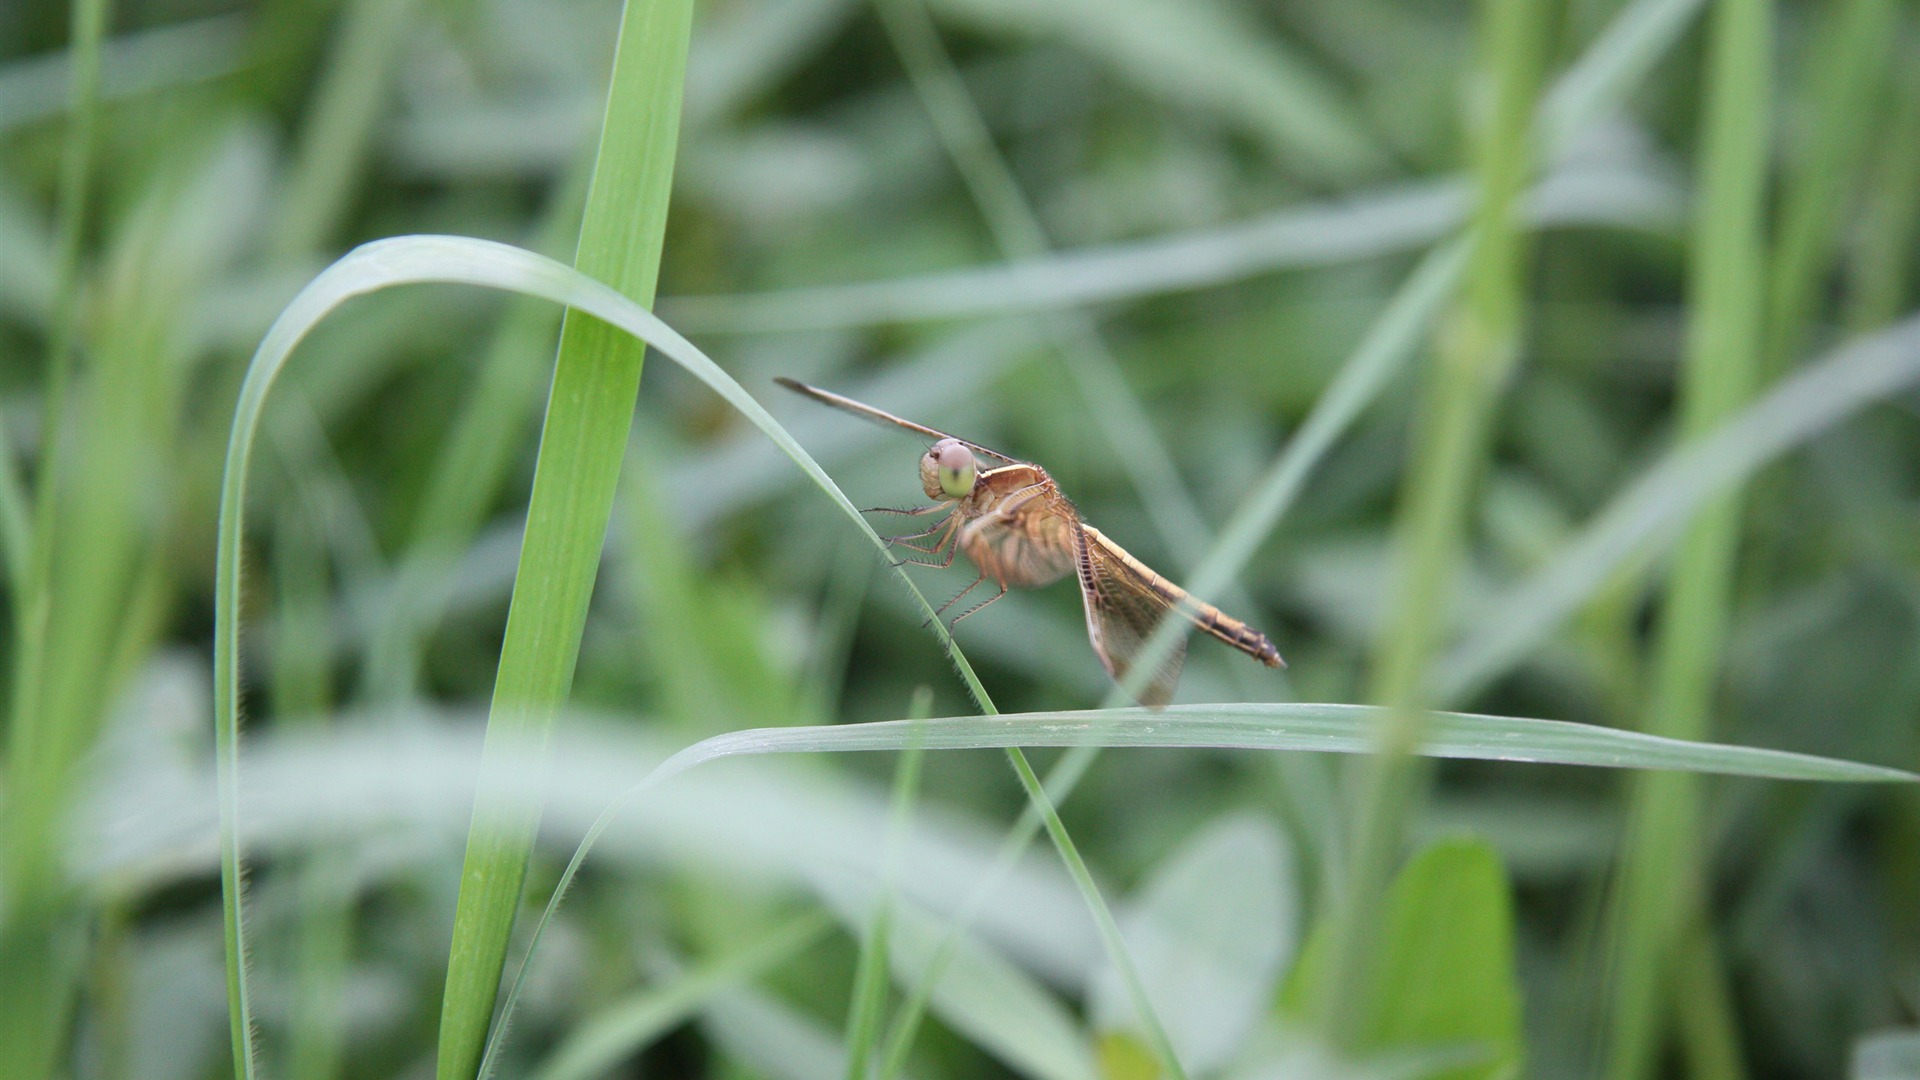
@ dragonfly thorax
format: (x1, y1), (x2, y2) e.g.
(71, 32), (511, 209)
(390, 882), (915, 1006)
(921, 438), (978, 500)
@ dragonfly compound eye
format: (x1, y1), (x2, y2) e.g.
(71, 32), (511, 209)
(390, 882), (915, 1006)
(932, 439), (976, 498)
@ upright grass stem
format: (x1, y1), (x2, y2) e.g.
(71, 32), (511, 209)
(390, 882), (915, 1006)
(360, 165), (589, 704)
(0, 0), (110, 1073)
(1321, 0), (1549, 1048)
(268, 0), (423, 260)
(1603, 0), (1771, 1074)
(433, 3), (694, 1077)
(1844, 36), (1920, 333)
(1763, 0), (1894, 370)
(840, 688), (930, 1080)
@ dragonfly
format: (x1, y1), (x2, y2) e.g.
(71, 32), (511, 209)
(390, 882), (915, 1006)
(778, 378), (1284, 707)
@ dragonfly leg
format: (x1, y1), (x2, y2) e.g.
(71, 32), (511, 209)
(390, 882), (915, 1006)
(946, 581), (1009, 627)
(887, 518), (961, 569)
(881, 516), (956, 546)
(936, 573), (987, 615)
(885, 516), (959, 563)
(891, 546), (960, 569)
(863, 503), (947, 517)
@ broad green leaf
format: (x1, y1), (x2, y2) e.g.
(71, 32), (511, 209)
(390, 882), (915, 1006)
(1366, 841), (1521, 1080)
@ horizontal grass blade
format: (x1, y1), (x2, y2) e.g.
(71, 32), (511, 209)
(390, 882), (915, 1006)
(653, 704), (1914, 785)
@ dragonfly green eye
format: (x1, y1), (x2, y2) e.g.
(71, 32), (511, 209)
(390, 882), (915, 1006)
(932, 439), (976, 498)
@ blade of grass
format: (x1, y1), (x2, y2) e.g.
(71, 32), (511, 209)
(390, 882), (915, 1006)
(1322, 0), (1549, 1047)
(433, 1), (694, 1076)
(1431, 305), (1920, 706)
(360, 162), (590, 704)
(213, 232), (1004, 1080)
(817, 876), (1097, 1080)
(5, 0), (110, 879)
(660, 163), (1673, 335)
(1763, 0), (1895, 370)
(648, 706), (1916, 789)
(267, 0), (424, 259)
(1671, 921), (1743, 1080)
(1603, 0), (1771, 1073)
(1000, 748), (1192, 1080)
(1843, 35), (1920, 332)
(875, 744), (1106, 1080)
(927, 0), (1386, 183)
(842, 687), (932, 1080)
(1536, 0), (1706, 158)
(0, 13), (249, 132)
(181, 701), (1918, 899)
(526, 911), (835, 1080)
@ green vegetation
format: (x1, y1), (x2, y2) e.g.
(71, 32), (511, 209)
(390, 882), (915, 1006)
(3, 0), (1919, 1077)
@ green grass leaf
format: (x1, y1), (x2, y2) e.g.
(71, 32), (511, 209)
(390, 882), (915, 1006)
(431, 3), (694, 1076)
(648, 704), (1914, 784)
(927, 0), (1386, 183)
(211, 231), (996, 1080)
(1285, 839), (1522, 1080)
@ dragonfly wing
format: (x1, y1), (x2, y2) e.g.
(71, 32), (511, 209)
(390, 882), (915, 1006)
(775, 378), (1020, 463)
(1075, 529), (1187, 708)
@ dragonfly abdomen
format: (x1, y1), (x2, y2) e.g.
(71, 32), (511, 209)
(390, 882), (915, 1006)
(1188, 606), (1286, 668)
(1083, 526), (1285, 669)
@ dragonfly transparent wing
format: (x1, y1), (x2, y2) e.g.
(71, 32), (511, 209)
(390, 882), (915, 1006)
(775, 378), (1019, 464)
(1076, 530), (1188, 708)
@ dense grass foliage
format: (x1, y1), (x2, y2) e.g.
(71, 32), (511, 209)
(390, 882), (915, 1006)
(3, 0), (1919, 1078)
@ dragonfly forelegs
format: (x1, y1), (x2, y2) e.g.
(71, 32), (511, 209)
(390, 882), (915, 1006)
(884, 515), (961, 568)
(880, 515), (956, 547)
(863, 503), (948, 517)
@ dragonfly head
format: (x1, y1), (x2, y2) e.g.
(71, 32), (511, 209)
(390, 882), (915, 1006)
(921, 438), (977, 499)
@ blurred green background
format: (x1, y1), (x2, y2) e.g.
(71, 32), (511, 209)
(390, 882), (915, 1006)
(2, 0), (1919, 1076)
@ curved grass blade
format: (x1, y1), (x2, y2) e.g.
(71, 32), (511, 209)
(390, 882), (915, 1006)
(213, 234), (1000, 1080)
